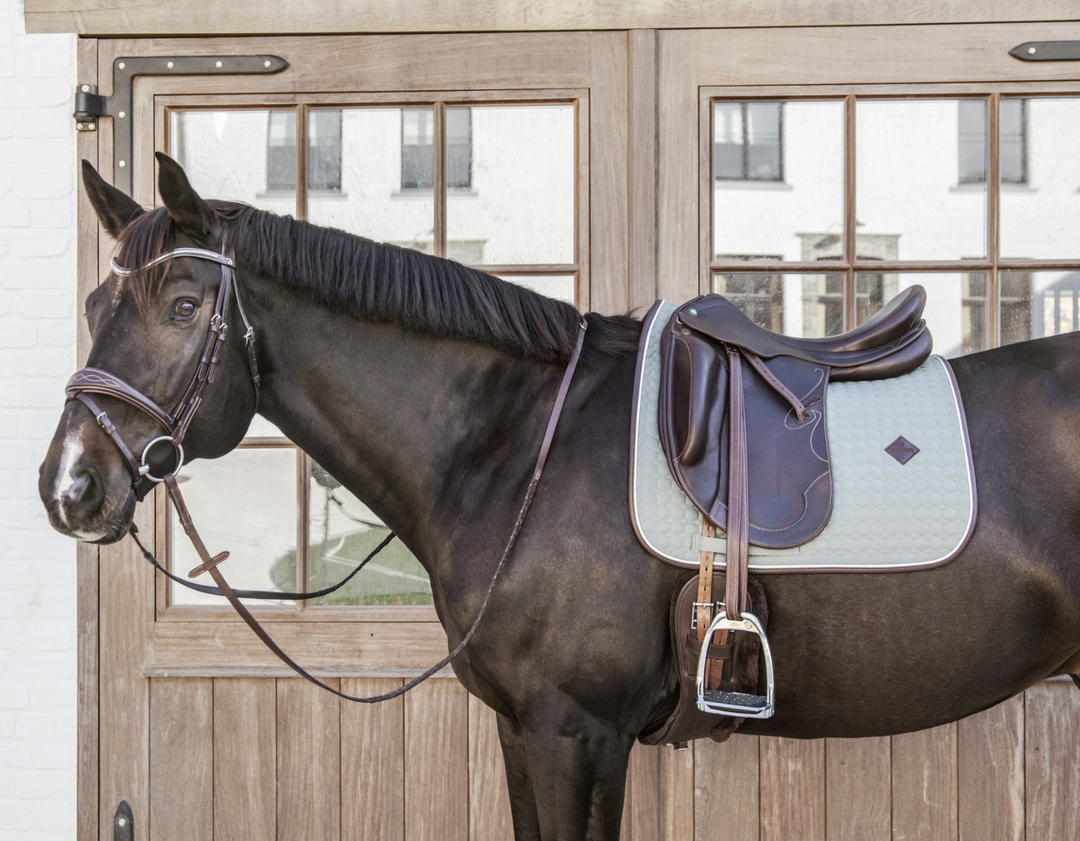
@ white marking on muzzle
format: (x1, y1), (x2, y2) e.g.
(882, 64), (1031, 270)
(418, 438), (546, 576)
(53, 432), (85, 529)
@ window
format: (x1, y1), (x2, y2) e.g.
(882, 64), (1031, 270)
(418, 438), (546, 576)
(401, 107), (472, 190)
(714, 101), (783, 182)
(267, 109), (342, 192)
(958, 98), (1027, 184)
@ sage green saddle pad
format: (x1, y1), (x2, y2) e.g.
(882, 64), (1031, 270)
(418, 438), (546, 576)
(630, 301), (977, 572)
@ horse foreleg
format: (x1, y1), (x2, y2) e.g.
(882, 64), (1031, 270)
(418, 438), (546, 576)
(518, 703), (634, 841)
(497, 712), (543, 841)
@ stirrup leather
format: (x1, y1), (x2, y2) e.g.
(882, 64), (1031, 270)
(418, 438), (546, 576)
(695, 610), (775, 719)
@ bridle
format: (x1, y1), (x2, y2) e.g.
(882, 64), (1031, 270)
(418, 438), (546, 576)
(65, 244), (588, 704)
(65, 246), (260, 500)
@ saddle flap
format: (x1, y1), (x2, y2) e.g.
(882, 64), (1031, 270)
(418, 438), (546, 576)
(659, 314), (833, 548)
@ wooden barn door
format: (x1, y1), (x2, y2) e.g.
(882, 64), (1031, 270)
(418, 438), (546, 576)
(631, 21), (1080, 841)
(76, 32), (639, 841)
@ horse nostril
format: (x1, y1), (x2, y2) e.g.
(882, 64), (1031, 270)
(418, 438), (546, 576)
(62, 466), (104, 512)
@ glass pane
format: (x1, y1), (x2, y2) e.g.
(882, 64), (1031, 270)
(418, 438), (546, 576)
(307, 464), (432, 605)
(713, 100), (844, 262)
(168, 110), (296, 214)
(447, 105), (575, 265)
(1000, 271), (1080, 344)
(856, 272), (990, 357)
(1000, 97), (1080, 259)
(307, 110), (343, 192)
(713, 272), (847, 337)
(171, 447), (298, 605)
(856, 100), (986, 260)
(496, 275), (576, 305)
(307, 108), (435, 252)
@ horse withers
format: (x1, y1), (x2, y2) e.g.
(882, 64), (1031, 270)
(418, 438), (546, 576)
(39, 154), (1080, 840)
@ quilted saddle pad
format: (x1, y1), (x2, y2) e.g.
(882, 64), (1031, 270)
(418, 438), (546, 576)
(630, 301), (977, 572)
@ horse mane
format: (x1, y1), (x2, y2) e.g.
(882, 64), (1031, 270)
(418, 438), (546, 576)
(114, 202), (641, 363)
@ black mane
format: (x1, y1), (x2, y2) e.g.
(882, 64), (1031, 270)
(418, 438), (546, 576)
(115, 202), (640, 363)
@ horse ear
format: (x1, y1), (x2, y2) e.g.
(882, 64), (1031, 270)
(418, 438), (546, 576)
(155, 152), (215, 241)
(81, 160), (144, 238)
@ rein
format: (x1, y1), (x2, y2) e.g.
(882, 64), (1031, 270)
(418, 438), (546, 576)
(67, 246), (589, 703)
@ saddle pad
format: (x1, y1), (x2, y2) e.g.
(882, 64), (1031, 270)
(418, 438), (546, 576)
(630, 301), (977, 572)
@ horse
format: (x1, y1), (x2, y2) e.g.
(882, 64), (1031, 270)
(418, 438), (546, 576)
(39, 153), (1080, 840)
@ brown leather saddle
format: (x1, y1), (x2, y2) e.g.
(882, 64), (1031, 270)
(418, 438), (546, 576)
(656, 286), (932, 721)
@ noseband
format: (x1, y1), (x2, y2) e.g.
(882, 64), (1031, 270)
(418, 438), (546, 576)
(65, 247), (260, 500)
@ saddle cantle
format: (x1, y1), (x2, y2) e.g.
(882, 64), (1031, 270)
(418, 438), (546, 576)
(657, 285), (933, 548)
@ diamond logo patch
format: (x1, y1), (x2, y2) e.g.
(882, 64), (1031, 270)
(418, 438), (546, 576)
(885, 436), (920, 465)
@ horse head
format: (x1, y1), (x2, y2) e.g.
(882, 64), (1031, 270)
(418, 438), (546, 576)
(38, 154), (258, 543)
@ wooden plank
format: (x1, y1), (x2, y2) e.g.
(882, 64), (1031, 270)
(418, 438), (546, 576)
(695, 734), (759, 841)
(825, 737), (890, 841)
(277, 678), (341, 841)
(656, 29), (700, 305)
(588, 30), (630, 315)
(891, 723), (958, 841)
(149, 678), (213, 841)
(1025, 681), (1080, 841)
(341, 678), (406, 841)
(468, 694), (512, 841)
(625, 743), (661, 841)
(214, 678), (276, 841)
(957, 696), (1024, 841)
(659, 742), (694, 841)
(149, 619), (450, 673)
(97, 34), (593, 95)
(694, 23), (1080, 86)
(628, 29), (659, 313)
(405, 679), (468, 841)
(760, 736), (826, 841)
(75, 37), (99, 841)
(26, 0), (1080, 36)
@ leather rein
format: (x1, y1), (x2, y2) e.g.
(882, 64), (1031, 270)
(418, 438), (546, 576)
(66, 246), (588, 703)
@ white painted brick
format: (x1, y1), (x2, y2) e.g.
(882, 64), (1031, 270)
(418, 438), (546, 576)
(16, 408), (68, 439)
(19, 347), (72, 378)
(2, 137), (72, 165)
(0, 652), (73, 683)
(0, 411), (18, 436)
(12, 229), (72, 259)
(0, 741), (74, 771)
(2, 254), (76, 289)
(0, 110), (14, 139)
(0, 353), (15, 378)
(0, 620), (73, 651)
(13, 289), (72, 319)
(0, 49), (14, 77)
(0, 168), (14, 196)
(16, 50), (71, 78)
(0, 202), (30, 226)
(12, 168), (72, 199)
(15, 711), (76, 742)
(0, 682), (30, 709)
(28, 199), (74, 228)
(0, 711), (17, 738)
(27, 681), (75, 709)
(0, 320), (40, 349)
(0, 440), (36, 468)
(25, 78), (72, 108)
(0, 470), (20, 497)
(12, 107), (72, 140)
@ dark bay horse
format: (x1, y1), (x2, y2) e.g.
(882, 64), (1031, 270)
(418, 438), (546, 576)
(40, 154), (1080, 840)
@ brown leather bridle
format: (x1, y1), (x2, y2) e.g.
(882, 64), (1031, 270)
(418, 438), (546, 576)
(65, 247), (260, 500)
(66, 245), (588, 703)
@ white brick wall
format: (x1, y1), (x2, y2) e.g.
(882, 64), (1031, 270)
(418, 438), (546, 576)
(0, 0), (79, 838)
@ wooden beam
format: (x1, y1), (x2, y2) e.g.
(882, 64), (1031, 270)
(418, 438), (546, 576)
(26, 0), (1080, 36)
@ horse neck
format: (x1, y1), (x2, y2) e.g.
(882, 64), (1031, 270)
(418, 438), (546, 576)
(242, 278), (566, 564)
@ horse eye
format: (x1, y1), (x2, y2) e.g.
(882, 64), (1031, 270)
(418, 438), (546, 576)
(173, 300), (198, 319)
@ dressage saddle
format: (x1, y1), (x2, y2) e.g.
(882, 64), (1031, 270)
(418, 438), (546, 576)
(657, 286), (932, 719)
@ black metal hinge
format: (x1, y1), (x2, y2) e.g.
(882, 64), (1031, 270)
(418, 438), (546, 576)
(74, 55), (289, 196)
(1010, 41), (1080, 62)
(113, 800), (133, 841)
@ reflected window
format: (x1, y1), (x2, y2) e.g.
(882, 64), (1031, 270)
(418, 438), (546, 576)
(714, 102), (783, 182)
(715, 270), (783, 331)
(960, 273), (989, 354)
(401, 108), (472, 190)
(266, 110), (342, 192)
(1000, 272), (1032, 345)
(958, 99), (1026, 184)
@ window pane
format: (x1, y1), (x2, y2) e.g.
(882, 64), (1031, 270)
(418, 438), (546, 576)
(307, 108), (434, 252)
(307, 110), (342, 192)
(713, 272), (847, 337)
(495, 274), (576, 305)
(957, 99), (987, 183)
(856, 272), (989, 357)
(714, 100), (844, 262)
(856, 100), (986, 260)
(168, 109), (296, 213)
(446, 107), (473, 190)
(1000, 98), (1080, 259)
(170, 448), (299, 605)
(307, 466), (432, 605)
(447, 105), (575, 265)
(1000, 270), (1080, 344)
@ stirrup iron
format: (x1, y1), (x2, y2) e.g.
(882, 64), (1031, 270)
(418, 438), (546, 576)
(695, 610), (775, 719)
